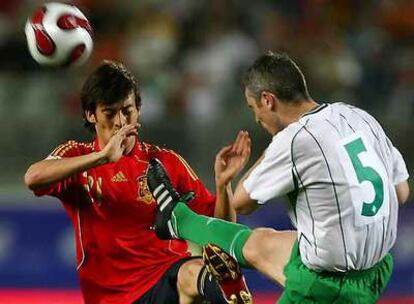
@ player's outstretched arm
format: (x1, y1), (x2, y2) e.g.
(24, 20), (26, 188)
(24, 124), (137, 190)
(24, 152), (108, 190)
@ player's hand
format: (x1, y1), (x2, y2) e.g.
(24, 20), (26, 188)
(215, 131), (251, 187)
(101, 124), (138, 163)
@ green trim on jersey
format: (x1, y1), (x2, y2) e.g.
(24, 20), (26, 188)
(278, 241), (393, 304)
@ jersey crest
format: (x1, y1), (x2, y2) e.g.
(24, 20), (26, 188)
(137, 175), (153, 204)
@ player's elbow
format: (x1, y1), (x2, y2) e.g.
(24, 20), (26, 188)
(233, 203), (250, 215)
(24, 166), (42, 190)
(234, 204), (258, 215)
(233, 186), (258, 214)
(396, 181), (410, 205)
(232, 195), (258, 214)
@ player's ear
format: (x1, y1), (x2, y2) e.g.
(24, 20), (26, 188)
(85, 110), (96, 124)
(261, 91), (277, 111)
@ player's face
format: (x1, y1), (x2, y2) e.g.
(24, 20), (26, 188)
(244, 88), (280, 135)
(90, 91), (140, 148)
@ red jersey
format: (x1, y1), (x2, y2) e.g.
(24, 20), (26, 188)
(33, 138), (216, 304)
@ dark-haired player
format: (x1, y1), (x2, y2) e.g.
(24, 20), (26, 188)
(24, 60), (252, 304)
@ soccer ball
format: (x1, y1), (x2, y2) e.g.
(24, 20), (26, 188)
(25, 2), (93, 67)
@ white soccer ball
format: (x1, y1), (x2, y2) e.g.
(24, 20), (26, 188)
(25, 2), (93, 67)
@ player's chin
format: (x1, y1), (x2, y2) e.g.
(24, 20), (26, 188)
(263, 124), (280, 136)
(261, 124), (273, 135)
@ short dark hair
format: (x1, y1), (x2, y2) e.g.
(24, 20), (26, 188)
(81, 60), (141, 131)
(242, 52), (310, 102)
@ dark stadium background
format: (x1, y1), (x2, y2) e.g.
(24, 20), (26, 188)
(0, 0), (413, 303)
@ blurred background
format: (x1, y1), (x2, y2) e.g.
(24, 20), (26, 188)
(0, 0), (413, 303)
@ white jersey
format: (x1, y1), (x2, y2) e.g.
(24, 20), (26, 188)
(244, 102), (409, 272)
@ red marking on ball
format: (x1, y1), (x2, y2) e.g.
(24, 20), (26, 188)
(31, 6), (46, 25)
(69, 44), (86, 64)
(30, 6), (56, 56)
(57, 14), (93, 36)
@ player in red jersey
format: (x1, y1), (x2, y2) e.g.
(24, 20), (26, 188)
(24, 61), (251, 304)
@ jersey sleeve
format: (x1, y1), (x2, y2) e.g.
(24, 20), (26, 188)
(159, 151), (216, 217)
(33, 141), (81, 198)
(386, 138), (409, 185)
(243, 131), (295, 204)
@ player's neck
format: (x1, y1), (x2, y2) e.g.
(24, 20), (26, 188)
(300, 99), (321, 117)
(281, 99), (319, 126)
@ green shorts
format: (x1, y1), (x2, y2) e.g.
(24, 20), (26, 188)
(278, 241), (393, 304)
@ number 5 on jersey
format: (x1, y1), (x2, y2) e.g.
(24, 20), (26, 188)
(337, 132), (390, 227)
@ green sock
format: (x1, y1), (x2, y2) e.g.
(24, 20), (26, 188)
(171, 202), (252, 268)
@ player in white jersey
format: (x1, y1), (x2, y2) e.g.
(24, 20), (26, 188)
(244, 101), (408, 272)
(146, 52), (410, 303)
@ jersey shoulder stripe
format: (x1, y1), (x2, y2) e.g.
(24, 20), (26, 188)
(168, 150), (199, 181)
(141, 142), (162, 154)
(50, 140), (93, 158)
(139, 142), (199, 181)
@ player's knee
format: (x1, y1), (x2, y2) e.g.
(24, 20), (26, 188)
(177, 259), (203, 298)
(243, 228), (277, 267)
